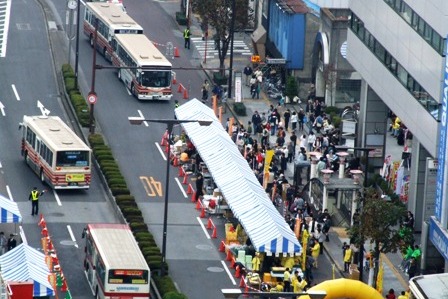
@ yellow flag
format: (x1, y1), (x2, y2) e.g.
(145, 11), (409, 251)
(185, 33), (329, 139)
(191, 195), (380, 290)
(376, 257), (384, 294)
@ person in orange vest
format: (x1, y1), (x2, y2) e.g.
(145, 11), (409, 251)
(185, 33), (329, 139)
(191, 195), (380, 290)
(29, 187), (45, 216)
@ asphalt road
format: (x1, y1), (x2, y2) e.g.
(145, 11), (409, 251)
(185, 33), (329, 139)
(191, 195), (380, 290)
(0, 0), (341, 298)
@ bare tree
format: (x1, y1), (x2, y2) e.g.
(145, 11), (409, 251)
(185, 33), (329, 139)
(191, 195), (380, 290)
(191, 0), (251, 76)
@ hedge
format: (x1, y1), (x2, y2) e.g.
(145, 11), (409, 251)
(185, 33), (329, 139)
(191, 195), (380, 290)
(233, 102), (247, 116)
(163, 292), (188, 299)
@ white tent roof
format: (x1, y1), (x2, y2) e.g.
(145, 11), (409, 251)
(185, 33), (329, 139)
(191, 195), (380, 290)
(0, 243), (55, 297)
(175, 99), (301, 255)
(0, 194), (22, 223)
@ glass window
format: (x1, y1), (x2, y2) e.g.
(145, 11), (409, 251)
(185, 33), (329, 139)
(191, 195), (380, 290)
(417, 18), (425, 35)
(374, 42), (386, 61)
(400, 2), (412, 23)
(56, 151), (90, 167)
(396, 65), (408, 85)
(423, 24), (432, 43)
(432, 33), (441, 53)
(108, 270), (149, 284)
(411, 12), (419, 30)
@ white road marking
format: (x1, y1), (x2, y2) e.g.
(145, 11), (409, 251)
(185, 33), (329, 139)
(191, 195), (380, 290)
(0, 160), (2, 168)
(54, 190), (62, 206)
(83, 271), (96, 295)
(67, 225), (78, 248)
(80, 0), (86, 7)
(174, 177), (187, 198)
(221, 260), (237, 285)
(137, 110), (148, 126)
(11, 85), (20, 101)
(0, 102), (5, 116)
(6, 185), (13, 201)
(196, 217), (210, 240)
(155, 142), (166, 161)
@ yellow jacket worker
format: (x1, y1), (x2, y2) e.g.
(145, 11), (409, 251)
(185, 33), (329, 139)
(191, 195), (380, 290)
(29, 187), (45, 216)
(344, 245), (353, 272)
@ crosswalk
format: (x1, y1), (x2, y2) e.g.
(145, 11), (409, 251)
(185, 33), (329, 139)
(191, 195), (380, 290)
(0, 0), (11, 57)
(191, 36), (252, 60)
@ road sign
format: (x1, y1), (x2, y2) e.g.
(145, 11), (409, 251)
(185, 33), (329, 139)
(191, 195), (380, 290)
(87, 92), (97, 104)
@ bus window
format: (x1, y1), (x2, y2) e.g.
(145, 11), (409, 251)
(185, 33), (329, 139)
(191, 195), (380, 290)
(56, 151), (90, 167)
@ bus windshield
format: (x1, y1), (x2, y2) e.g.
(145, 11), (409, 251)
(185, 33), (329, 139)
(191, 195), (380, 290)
(140, 70), (171, 88)
(56, 151), (90, 167)
(108, 269), (149, 284)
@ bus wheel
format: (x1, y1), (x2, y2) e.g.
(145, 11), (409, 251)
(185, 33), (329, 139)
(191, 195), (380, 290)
(131, 84), (137, 97)
(102, 47), (107, 59)
(95, 286), (99, 299)
(23, 151), (28, 162)
(39, 169), (45, 183)
(118, 69), (121, 80)
(89, 35), (94, 47)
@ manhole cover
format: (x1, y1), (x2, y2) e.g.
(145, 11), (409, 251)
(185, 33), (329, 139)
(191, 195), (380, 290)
(207, 267), (224, 273)
(49, 212), (64, 217)
(60, 240), (76, 246)
(196, 244), (213, 250)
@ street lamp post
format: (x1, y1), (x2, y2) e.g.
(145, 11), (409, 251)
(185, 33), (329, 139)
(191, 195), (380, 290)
(128, 117), (212, 276)
(227, 0), (236, 99)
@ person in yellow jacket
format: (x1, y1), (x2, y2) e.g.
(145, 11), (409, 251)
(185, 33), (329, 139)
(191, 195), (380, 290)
(397, 290), (408, 299)
(311, 240), (320, 268)
(343, 244), (353, 272)
(270, 282), (284, 293)
(392, 116), (401, 137)
(252, 253), (261, 272)
(292, 276), (308, 298)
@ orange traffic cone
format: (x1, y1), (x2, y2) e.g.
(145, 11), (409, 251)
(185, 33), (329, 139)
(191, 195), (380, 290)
(41, 227), (48, 237)
(207, 218), (212, 229)
(243, 284), (249, 297)
(191, 191), (196, 203)
(235, 265), (241, 278)
(165, 143), (169, 153)
(172, 156), (179, 167)
(187, 184), (193, 195)
(183, 88), (189, 100)
(239, 276), (245, 288)
(179, 166), (184, 177)
(230, 257), (235, 268)
(212, 226), (217, 238)
(161, 131), (167, 146)
(196, 199), (201, 210)
(200, 206), (206, 218)
(226, 249), (232, 261)
(178, 83), (183, 93)
(182, 172), (188, 184)
(174, 47), (180, 57)
(172, 76), (177, 85)
(219, 240), (225, 252)
(61, 279), (68, 292)
(38, 215), (46, 227)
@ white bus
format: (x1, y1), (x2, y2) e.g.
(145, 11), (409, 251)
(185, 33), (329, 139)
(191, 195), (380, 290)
(409, 273), (448, 298)
(83, 224), (150, 299)
(112, 34), (173, 100)
(20, 115), (92, 189)
(83, 2), (143, 61)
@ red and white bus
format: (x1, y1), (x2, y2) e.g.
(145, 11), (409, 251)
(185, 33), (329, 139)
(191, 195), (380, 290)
(83, 224), (150, 299)
(20, 115), (92, 189)
(111, 34), (173, 100)
(83, 2), (143, 61)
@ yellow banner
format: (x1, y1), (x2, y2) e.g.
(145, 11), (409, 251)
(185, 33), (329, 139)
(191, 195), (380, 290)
(264, 150), (275, 173)
(66, 173), (85, 182)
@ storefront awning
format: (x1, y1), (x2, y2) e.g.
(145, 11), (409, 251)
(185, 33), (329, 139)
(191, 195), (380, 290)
(0, 194), (22, 223)
(175, 99), (302, 255)
(251, 26), (266, 44)
(0, 244), (55, 297)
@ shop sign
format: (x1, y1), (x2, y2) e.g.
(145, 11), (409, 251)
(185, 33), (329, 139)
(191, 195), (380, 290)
(429, 216), (448, 261)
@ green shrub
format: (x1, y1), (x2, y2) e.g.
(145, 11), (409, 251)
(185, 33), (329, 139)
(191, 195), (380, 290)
(213, 72), (228, 86)
(89, 134), (105, 146)
(140, 243), (159, 252)
(175, 12), (187, 26)
(117, 200), (138, 209)
(332, 116), (342, 129)
(233, 102), (246, 116)
(324, 106), (340, 115)
(100, 166), (120, 175)
(122, 207), (142, 217)
(65, 78), (76, 92)
(163, 292), (188, 299)
(96, 154), (114, 163)
(107, 176), (127, 186)
(135, 232), (154, 242)
(94, 149), (113, 157)
(115, 194), (135, 202)
(79, 114), (90, 127)
(62, 64), (74, 74)
(99, 161), (119, 169)
(130, 222), (148, 233)
(111, 187), (131, 196)
(126, 215), (145, 223)
(284, 75), (298, 101)
(71, 93), (86, 107)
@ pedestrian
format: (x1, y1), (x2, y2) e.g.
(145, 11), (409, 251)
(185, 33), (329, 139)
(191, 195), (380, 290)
(386, 288), (396, 299)
(343, 244), (353, 272)
(247, 121), (253, 136)
(310, 239), (320, 268)
(183, 26), (191, 49)
(298, 108), (305, 131)
(283, 268), (291, 292)
(29, 187), (44, 216)
(201, 80), (210, 102)
(251, 111), (261, 134)
(0, 232), (7, 255)
(243, 65), (253, 86)
(290, 111), (298, 131)
(304, 255), (314, 283)
(407, 258), (417, 280)
(194, 173), (204, 202)
(290, 131), (297, 158)
(255, 81), (261, 99)
(174, 100), (179, 119)
(7, 234), (16, 251)
(280, 152), (287, 173)
(397, 291), (408, 299)
(307, 131), (316, 152)
(283, 109), (291, 131)
(287, 142), (294, 163)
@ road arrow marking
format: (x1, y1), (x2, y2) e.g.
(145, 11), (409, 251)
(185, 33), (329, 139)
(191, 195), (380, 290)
(67, 225), (78, 248)
(37, 100), (51, 116)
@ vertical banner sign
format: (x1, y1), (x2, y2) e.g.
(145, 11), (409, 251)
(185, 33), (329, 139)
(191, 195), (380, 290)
(435, 36), (448, 222)
(234, 72), (242, 103)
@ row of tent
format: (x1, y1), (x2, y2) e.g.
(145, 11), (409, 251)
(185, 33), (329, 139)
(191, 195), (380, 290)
(175, 99), (302, 255)
(0, 194), (54, 297)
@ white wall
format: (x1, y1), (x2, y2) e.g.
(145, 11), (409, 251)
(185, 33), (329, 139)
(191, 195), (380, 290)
(347, 31), (438, 157)
(350, 0), (445, 103)
(405, 0), (448, 34)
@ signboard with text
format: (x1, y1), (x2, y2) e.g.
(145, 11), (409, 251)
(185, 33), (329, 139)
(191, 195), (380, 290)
(429, 217), (448, 261)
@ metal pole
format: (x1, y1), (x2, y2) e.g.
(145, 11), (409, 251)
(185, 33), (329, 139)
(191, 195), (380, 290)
(67, 9), (74, 64)
(161, 123), (173, 276)
(89, 19), (98, 134)
(227, 0), (236, 99)
(74, 0), (81, 90)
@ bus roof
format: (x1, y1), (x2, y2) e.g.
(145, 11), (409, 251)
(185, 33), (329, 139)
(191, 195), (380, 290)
(114, 34), (172, 68)
(23, 116), (91, 152)
(87, 224), (149, 270)
(86, 2), (143, 31)
(410, 273), (448, 299)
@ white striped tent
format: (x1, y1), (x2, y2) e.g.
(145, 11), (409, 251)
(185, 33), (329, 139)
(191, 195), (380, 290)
(0, 243), (55, 297)
(0, 194), (22, 223)
(175, 99), (302, 255)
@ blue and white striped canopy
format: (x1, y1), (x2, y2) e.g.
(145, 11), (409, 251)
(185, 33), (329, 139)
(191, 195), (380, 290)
(0, 194), (22, 223)
(0, 244), (55, 297)
(175, 99), (302, 255)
